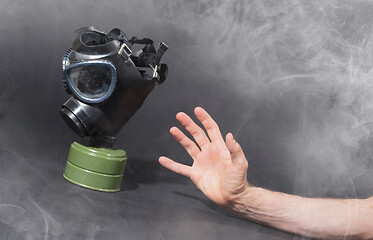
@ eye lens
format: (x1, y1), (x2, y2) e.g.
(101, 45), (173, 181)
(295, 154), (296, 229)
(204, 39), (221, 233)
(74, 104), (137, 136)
(68, 65), (113, 101)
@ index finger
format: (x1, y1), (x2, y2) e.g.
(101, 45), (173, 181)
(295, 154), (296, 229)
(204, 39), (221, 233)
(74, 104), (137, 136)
(194, 107), (225, 144)
(176, 112), (210, 149)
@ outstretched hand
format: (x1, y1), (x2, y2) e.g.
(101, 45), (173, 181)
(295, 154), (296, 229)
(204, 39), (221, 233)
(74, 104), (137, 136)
(159, 107), (251, 206)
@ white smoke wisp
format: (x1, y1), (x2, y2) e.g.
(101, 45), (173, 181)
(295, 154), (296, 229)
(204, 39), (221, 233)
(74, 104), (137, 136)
(0, 194), (61, 240)
(154, 0), (373, 198)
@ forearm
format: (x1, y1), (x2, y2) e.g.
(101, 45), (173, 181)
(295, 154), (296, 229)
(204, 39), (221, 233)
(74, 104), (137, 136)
(227, 187), (373, 239)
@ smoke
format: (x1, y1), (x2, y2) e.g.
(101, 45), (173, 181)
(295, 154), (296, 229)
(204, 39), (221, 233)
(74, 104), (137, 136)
(145, 0), (373, 198)
(0, 0), (373, 239)
(0, 149), (62, 239)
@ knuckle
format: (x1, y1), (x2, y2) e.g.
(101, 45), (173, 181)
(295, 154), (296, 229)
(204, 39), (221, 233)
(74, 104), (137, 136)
(184, 142), (198, 156)
(235, 143), (242, 152)
(192, 130), (204, 140)
(185, 144), (193, 153)
(202, 119), (217, 130)
(175, 135), (184, 142)
(186, 126), (198, 135)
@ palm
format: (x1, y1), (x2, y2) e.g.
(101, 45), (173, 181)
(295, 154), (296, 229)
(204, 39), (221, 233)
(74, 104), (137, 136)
(159, 107), (249, 206)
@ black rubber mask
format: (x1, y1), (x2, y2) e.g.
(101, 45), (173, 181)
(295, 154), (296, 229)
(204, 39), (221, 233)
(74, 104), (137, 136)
(60, 26), (168, 148)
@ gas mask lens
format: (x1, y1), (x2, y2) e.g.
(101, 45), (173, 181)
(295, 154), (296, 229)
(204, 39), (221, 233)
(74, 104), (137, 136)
(69, 66), (111, 98)
(64, 61), (117, 103)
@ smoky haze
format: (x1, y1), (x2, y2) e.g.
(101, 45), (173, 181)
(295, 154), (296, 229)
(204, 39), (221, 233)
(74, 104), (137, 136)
(0, 0), (372, 239)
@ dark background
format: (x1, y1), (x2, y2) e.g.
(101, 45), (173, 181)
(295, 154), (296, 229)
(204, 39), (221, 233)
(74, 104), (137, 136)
(0, 0), (372, 239)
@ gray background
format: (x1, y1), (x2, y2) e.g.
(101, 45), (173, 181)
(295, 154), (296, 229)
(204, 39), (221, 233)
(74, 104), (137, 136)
(0, 0), (372, 239)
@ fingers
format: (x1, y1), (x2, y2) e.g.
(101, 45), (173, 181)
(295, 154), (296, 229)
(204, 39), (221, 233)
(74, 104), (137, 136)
(176, 112), (210, 149)
(158, 156), (192, 178)
(170, 126), (200, 159)
(225, 133), (246, 163)
(194, 107), (225, 144)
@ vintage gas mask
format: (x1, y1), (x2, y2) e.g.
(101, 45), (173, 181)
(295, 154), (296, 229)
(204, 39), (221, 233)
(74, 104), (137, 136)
(60, 26), (168, 192)
(60, 26), (168, 148)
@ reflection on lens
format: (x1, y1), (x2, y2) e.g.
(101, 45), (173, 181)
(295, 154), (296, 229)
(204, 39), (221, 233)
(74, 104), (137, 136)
(68, 65), (112, 100)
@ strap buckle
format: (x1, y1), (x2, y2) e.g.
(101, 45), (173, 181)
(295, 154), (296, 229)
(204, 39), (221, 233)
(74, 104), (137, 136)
(118, 43), (132, 61)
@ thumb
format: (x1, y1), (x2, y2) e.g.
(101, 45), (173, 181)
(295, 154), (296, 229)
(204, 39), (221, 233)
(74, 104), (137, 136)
(225, 133), (246, 163)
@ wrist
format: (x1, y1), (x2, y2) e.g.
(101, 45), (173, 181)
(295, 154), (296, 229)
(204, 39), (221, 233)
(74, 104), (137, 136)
(224, 184), (263, 216)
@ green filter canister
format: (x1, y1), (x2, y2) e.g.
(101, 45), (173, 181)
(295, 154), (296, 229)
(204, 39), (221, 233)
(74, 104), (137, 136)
(63, 142), (127, 192)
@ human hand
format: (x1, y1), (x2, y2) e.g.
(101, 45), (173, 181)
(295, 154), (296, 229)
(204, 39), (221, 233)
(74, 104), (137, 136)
(159, 107), (251, 206)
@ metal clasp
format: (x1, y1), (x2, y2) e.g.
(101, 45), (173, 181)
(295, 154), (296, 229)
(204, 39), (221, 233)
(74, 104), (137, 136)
(118, 43), (132, 61)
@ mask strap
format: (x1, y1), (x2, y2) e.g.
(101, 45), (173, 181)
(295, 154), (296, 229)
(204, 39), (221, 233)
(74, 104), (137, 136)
(154, 42), (168, 66)
(105, 28), (127, 42)
(129, 37), (154, 45)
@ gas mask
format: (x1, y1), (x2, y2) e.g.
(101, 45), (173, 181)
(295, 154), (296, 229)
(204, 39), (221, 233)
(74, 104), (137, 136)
(60, 26), (168, 192)
(60, 26), (168, 148)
